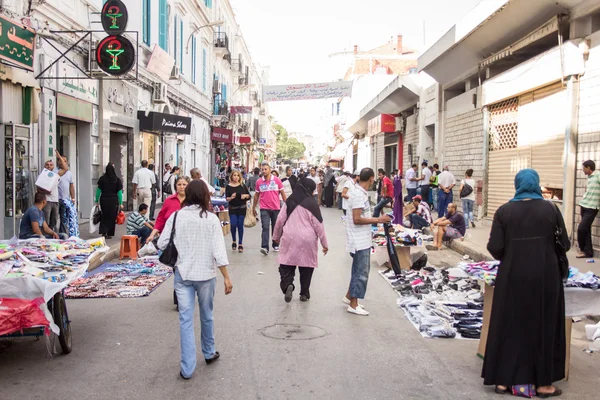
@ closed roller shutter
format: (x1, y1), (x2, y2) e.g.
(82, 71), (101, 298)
(487, 148), (531, 216)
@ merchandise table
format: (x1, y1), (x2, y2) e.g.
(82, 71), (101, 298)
(0, 238), (109, 354)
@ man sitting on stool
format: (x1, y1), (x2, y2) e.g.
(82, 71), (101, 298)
(20, 192), (68, 240)
(126, 204), (155, 244)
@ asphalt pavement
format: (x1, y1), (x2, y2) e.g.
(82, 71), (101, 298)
(0, 208), (597, 400)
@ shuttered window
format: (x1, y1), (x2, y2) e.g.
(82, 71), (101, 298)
(202, 48), (207, 92)
(142, 0), (151, 45)
(191, 37), (197, 84)
(158, 0), (167, 51)
(179, 18), (184, 75)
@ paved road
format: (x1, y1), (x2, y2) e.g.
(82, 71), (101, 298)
(0, 208), (595, 399)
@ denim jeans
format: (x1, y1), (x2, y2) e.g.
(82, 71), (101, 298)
(373, 197), (392, 218)
(432, 187), (439, 209)
(133, 226), (152, 244)
(409, 214), (430, 230)
(349, 248), (371, 299)
(21, 232), (68, 240)
(337, 194), (343, 209)
(406, 188), (417, 202)
(174, 270), (217, 378)
(461, 199), (474, 226)
(230, 214), (245, 245)
(260, 209), (280, 250)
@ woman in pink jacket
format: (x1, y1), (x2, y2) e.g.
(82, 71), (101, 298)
(273, 178), (329, 302)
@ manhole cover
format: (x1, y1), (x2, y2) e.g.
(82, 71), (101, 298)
(259, 324), (329, 340)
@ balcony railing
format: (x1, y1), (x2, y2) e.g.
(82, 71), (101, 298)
(213, 99), (228, 116)
(214, 32), (229, 53)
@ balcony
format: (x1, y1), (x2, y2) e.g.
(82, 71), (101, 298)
(232, 58), (243, 73)
(213, 99), (229, 116)
(214, 32), (230, 57)
(238, 74), (248, 86)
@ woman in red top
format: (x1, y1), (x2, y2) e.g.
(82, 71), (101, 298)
(147, 176), (190, 243)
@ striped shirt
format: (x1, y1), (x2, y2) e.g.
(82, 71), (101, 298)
(345, 185), (373, 253)
(126, 212), (148, 234)
(580, 171), (600, 210)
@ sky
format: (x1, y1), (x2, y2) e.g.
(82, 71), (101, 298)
(230, 0), (482, 134)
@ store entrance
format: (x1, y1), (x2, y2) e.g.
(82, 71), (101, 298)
(385, 145), (398, 175)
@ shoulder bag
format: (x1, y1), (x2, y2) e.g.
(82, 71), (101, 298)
(546, 201), (569, 281)
(159, 211), (179, 268)
(460, 182), (473, 198)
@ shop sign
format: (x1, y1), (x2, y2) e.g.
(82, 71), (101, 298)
(96, 35), (136, 76)
(104, 80), (137, 116)
(368, 114), (396, 136)
(230, 106), (252, 114)
(0, 14), (36, 71)
(137, 111), (192, 135)
(211, 127), (233, 144)
(238, 136), (252, 144)
(59, 63), (99, 104)
(57, 93), (93, 122)
(41, 93), (56, 159)
(259, 138), (267, 145)
(101, 0), (129, 36)
(146, 44), (175, 82)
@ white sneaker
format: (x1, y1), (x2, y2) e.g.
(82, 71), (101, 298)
(342, 296), (364, 308)
(347, 305), (369, 316)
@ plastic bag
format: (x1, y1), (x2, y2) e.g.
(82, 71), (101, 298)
(35, 169), (59, 194)
(244, 203), (257, 228)
(89, 205), (101, 234)
(116, 211), (125, 225)
(138, 241), (158, 258)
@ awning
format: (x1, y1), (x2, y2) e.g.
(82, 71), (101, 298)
(329, 138), (353, 161)
(0, 63), (41, 124)
(0, 63), (40, 89)
(137, 111), (192, 135)
(359, 76), (420, 121)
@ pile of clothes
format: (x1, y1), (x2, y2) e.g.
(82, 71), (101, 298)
(566, 267), (600, 289)
(381, 266), (484, 339)
(458, 261), (499, 286)
(65, 258), (172, 299)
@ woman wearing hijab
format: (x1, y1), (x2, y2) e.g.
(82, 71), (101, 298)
(482, 169), (569, 398)
(272, 178), (329, 302)
(323, 167), (336, 208)
(392, 170), (403, 224)
(95, 163), (123, 239)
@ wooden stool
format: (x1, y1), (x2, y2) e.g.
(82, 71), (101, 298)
(120, 235), (140, 260)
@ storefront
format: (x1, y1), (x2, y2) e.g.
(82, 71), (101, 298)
(368, 114), (397, 173)
(210, 127), (234, 187)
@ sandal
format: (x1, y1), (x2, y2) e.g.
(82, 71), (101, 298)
(537, 388), (562, 398)
(232, 242), (237, 251)
(495, 386), (510, 395)
(238, 245), (244, 253)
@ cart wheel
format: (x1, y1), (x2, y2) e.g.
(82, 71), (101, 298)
(52, 292), (72, 354)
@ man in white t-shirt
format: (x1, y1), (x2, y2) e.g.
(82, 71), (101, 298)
(39, 159), (60, 232)
(133, 160), (156, 207)
(341, 170), (359, 216)
(420, 161), (432, 206)
(343, 168), (392, 316)
(437, 166), (456, 216)
(335, 172), (349, 210)
(405, 164), (419, 201)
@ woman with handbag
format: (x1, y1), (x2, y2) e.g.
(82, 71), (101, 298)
(459, 168), (476, 229)
(225, 170), (250, 253)
(158, 180), (233, 380)
(483, 169), (569, 398)
(95, 163), (123, 239)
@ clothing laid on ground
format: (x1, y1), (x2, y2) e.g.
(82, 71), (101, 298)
(273, 204), (328, 268)
(483, 199), (569, 387)
(19, 206), (45, 239)
(96, 175), (123, 237)
(256, 175), (284, 210)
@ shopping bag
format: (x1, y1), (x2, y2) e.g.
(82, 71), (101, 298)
(116, 211), (125, 225)
(138, 241), (158, 258)
(35, 169), (59, 194)
(244, 203), (257, 228)
(89, 205), (101, 234)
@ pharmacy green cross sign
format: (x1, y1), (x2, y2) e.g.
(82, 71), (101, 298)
(0, 14), (36, 71)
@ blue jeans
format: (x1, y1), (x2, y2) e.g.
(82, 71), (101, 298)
(20, 232), (68, 240)
(461, 199), (474, 226)
(174, 270), (217, 378)
(409, 214), (430, 230)
(373, 197), (392, 218)
(260, 209), (280, 250)
(406, 188), (417, 202)
(438, 190), (453, 216)
(432, 187), (439, 208)
(349, 248), (371, 299)
(132, 226), (152, 244)
(230, 214), (245, 244)
(337, 194), (343, 209)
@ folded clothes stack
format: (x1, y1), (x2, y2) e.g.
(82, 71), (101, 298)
(458, 261), (499, 286)
(566, 267), (600, 289)
(382, 266), (484, 339)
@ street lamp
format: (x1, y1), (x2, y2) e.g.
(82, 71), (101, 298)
(185, 20), (224, 54)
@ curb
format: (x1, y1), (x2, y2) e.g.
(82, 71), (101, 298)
(447, 239), (493, 262)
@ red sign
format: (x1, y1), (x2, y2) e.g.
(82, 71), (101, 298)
(368, 114), (396, 136)
(230, 106), (252, 114)
(211, 127), (233, 143)
(238, 136), (252, 144)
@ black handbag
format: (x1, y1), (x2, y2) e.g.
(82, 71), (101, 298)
(159, 211), (179, 268)
(547, 202), (569, 280)
(92, 206), (102, 225)
(460, 183), (473, 198)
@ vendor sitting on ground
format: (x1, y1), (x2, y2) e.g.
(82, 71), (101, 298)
(126, 204), (155, 243)
(19, 192), (68, 240)
(426, 203), (465, 251)
(407, 195), (432, 230)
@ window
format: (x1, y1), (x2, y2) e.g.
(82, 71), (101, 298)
(158, 0), (168, 51)
(204, 0), (212, 8)
(179, 18), (184, 75)
(191, 37), (197, 84)
(142, 0), (151, 45)
(173, 15), (178, 59)
(202, 48), (207, 92)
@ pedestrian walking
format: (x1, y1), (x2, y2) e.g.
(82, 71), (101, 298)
(157, 180), (233, 380)
(252, 163), (287, 255)
(343, 168), (392, 316)
(226, 170), (251, 253)
(373, 169), (394, 219)
(308, 167), (321, 202)
(272, 178), (328, 302)
(148, 164), (160, 221)
(39, 159), (60, 232)
(405, 164), (418, 201)
(281, 166), (298, 199)
(392, 169), (403, 224)
(95, 163), (124, 239)
(190, 168), (216, 195)
(318, 169), (325, 206)
(336, 172), (349, 210)
(426, 203), (465, 251)
(341, 171), (358, 216)
(437, 166), (456, 217)
(577, 160), (599, 259)
(323, 166), (335, 208)
(459, 168), (476, 228)
(133, 160), (156, 208)
(166, 166), (181, 196)
(419, 161), (432, 207)
(482, 169), (569, 397)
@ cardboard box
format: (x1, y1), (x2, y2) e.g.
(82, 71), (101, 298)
(218, 211), (230, 236)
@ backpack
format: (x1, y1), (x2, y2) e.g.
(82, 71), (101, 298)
(460, 182), (473, 198)
(163, 175), (173, 194)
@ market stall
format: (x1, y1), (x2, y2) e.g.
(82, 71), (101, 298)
(211, 196), (230, 235)
(0, 238), (109, 354)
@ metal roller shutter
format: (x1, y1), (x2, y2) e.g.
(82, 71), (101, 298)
(487, 148), (531, 216)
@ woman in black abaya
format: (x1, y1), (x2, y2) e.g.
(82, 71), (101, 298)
(482, 169), (569, 398)
(95, 163), (123, 239)
(323, 168), (335, 208)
